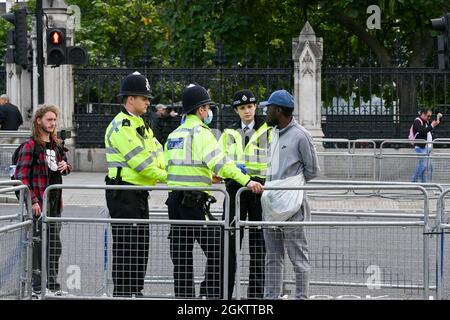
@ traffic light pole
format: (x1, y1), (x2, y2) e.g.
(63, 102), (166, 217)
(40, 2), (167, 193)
(36, 0), (44, 104)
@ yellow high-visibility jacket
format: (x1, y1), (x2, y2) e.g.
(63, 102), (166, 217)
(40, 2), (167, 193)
(105, 108), (167, 185)
(219, 121), (272, 179)
(165, 114), (251, 188)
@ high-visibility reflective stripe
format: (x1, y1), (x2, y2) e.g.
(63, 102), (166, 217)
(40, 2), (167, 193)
(168, 160), (206, 168)
(168, 174), (211, 184)
(173, 127), (192, 133)
(105, 147), (119, 154)
(227, 133), (236, 146)
(247, 168), (266, 175)
(246, 155), (268, 163)
(173, 126), (200, 134)
(124, 146), (144, 161)
(106, 120), (121, 137)
(204, 148), (221, 164)
(136, 131), (145, 144)
(106, 120), (121, 147)
(107, 161), (129, 168)
(135, 153), (157, 172)
(213, 163), (224, 174)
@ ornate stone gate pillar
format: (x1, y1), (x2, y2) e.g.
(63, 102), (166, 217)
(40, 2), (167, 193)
(292, 22), (324, 139)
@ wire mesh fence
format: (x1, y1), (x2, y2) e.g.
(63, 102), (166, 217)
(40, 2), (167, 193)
(236, 223), (433, 300)
(42, 219), (225, 299)
(0, 145), (19, 178)
(0, 221), (33, 299)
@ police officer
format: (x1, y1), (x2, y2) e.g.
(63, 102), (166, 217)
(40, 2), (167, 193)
(218, 89), (271, 298)
(105, 71), (167, 297)
(165, 84), (263, 298)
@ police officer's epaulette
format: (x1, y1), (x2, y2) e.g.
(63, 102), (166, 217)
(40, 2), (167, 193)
(122, 119), (131, 127)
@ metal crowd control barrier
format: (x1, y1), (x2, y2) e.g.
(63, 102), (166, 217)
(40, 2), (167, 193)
(316, 138), (450, 184)
(434, 189), (450, 300)
(0, 131), (30, 177)
(39, 184), (230, 300)
(0, 145), (19, 178)
(0, 131), (31, 139)
(308, 180), (443, 224)
(379, 139), (450, 183)
(0, 185), (33, 299)
(235, 185), (434, 300)
(0, 182), (31, 225)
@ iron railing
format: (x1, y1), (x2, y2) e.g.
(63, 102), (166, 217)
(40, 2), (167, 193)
(73, 66), (292, 148)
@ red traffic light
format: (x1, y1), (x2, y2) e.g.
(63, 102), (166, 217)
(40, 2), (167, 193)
(49, 30), (63, 45)
(47, 28), (66, 65)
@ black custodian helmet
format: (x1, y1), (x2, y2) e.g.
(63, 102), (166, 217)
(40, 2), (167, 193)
(182, 84), (212, 114)
(118, 71), (153, 98)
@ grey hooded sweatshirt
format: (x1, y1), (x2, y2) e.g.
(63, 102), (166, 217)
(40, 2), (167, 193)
(267, 117), (320, 182)
(266, 117), (320, 221)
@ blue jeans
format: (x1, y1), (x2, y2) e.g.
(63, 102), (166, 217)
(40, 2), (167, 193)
(411, 146), (432, 183)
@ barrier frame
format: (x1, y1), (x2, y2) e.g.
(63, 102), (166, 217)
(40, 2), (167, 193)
(234, 184), (432, 300)
(40, 184), (231, 300)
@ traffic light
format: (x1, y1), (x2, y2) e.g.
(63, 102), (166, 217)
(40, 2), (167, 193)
(67, 46), (88, 65)
(431, 13), (450, 70)
(46, 28), (66, 66)
(1, 7), (29, 66)
(46, 28), (88, 66)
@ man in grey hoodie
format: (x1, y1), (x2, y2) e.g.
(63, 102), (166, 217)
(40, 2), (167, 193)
(260, 89), (320, 299)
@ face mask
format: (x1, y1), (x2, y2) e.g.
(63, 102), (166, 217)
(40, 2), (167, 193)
(203, 109), (213, 125)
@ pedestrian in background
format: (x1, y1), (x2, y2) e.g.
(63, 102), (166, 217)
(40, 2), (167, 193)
(104, 71), (167, 297)
(14, 104), (71, 298)
(149, 103), (179, 145)
(261, 89), (320, 299)
(165, 84), (264, 298)
(0, 94), (23, 144)
(410, 108), (442, 183)
(218, 89), (270, 298)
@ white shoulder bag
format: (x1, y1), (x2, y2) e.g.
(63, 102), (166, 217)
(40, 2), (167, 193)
(261, 173), (305, 222)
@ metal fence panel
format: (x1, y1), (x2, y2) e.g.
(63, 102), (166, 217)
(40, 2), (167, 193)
(42, 219), (224, 299)
(236, 224), (433, 300)
(235, 185), (435, 300)
(0, 221), (33, 299)
(39, 185), (230, 300)
(0, 145), (19, 178)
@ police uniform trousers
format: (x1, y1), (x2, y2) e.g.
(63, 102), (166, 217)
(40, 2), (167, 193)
(32, 189), (62, 292)
(166, 191), (222, 299)
(105, 186), (150, 297)
(225, 185), (265, 299)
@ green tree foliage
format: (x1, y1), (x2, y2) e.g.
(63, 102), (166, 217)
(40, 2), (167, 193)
(66, 0), (168, 66)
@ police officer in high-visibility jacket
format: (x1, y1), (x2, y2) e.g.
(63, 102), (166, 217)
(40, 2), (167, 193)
(165, 84), (263, 298)
(105, 71), (167, 297)
(218, 89), (271, 298)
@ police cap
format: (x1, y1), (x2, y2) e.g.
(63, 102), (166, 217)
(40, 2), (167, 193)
(118, 71), (153, 98)
(232, 89), (256, 108)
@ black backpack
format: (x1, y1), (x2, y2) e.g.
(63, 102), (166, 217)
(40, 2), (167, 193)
(11, 139), (40, 179)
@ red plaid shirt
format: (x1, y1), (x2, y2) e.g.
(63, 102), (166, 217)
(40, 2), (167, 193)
(14, 138), (72, 209)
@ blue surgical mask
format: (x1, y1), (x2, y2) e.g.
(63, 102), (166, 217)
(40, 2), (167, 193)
(203, 109), (213, 125)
